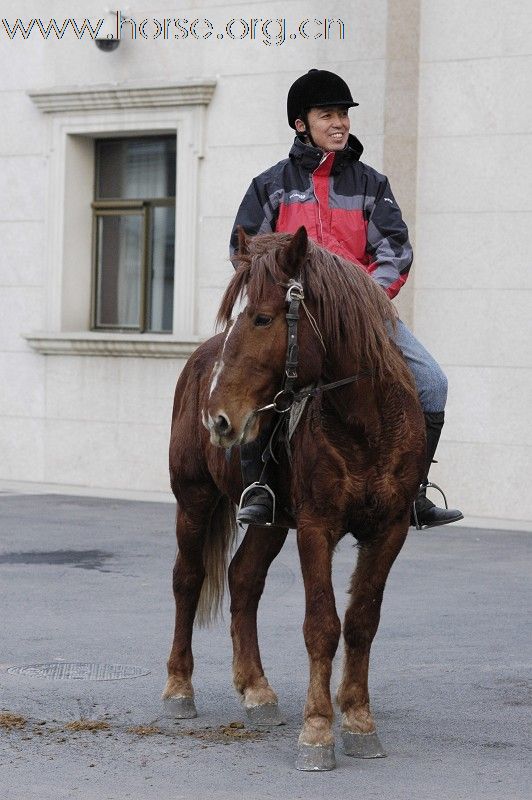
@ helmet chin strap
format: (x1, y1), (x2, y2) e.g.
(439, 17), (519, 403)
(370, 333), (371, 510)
(296, 113), (319, 149)
(306, 130), (318, 149)
(297, 125), (318, 150)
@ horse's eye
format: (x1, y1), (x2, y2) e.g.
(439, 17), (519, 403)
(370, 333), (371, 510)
(254, 314), (273, 327)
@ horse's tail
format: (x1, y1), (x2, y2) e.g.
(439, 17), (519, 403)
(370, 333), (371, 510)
(196, 495), (238, 628)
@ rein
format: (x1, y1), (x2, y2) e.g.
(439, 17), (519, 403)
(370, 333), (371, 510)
(256, 280), (370, 415)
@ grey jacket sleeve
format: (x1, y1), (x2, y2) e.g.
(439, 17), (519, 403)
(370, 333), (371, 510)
(229, 177), (281, 259)
(365, 178), (413, 299)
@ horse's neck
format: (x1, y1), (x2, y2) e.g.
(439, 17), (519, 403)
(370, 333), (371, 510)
(322, 355), (380, 432)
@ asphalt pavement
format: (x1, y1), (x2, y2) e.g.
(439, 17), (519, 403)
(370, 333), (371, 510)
(0, 493), (530, 800)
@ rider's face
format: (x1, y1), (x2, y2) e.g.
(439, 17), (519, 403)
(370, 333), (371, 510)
(295, 107), (350, 151)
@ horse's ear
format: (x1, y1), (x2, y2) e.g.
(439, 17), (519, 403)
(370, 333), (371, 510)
(237, 226), (249, 256)
(283, 226), (308, 277)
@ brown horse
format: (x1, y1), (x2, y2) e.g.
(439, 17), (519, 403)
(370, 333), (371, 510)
(163, 227), (425, 770)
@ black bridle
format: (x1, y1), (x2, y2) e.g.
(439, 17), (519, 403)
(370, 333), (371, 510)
(256, 280), (370, 416)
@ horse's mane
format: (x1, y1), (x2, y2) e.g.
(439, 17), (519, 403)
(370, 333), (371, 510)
(218, 233), (415, 394)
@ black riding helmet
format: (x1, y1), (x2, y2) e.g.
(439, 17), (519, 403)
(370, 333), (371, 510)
(287, 68), (359, 129)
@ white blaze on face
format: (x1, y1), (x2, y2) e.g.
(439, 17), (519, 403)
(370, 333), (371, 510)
(209, 360), (223, 398)
(208, 318), (236, 398)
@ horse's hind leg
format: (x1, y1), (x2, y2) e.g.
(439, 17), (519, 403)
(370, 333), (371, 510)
(162, 486), (217, 718)
(337, 514), (409, 758)
(228, 524), (288, 725)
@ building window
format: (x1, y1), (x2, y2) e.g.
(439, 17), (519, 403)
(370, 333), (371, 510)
(92, 136), (176, 332)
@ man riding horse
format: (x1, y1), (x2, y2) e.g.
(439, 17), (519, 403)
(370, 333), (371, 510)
(230, 68), (463, 530)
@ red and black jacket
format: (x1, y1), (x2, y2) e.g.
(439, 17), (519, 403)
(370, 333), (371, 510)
(230, 134), (413, 298)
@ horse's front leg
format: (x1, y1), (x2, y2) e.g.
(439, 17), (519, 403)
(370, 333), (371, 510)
(337, 514), (409, 758)
(162, 489), (216, 718)
(228, 524), (288, 725)
(296, 519), (341, 771)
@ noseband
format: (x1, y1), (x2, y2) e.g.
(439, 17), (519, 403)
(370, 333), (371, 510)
(256, 280), (369, 415)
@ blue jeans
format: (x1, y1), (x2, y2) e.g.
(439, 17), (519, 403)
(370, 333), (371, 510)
(387, 319), (448, 413)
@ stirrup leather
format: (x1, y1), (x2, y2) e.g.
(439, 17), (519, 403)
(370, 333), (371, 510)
(412, 481), (448, 531)
(237, 482), (276, 527)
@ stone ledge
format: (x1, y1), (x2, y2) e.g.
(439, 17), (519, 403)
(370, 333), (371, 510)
(23, 332), (203, 359)
(28, 78), (216, 113)
(0, 479), (175, 504)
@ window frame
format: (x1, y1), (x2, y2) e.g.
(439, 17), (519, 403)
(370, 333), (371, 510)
(91, 141), (176, 333)
(91, 201), (147, 332)
(25, 82), (215, 353)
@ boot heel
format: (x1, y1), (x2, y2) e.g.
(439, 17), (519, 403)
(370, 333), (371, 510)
(412, 481), (448, 530)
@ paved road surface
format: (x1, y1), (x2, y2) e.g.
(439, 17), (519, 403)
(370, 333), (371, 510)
(0, 494), (530, 799)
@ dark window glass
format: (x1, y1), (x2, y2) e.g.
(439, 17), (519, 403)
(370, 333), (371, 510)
(96, 214), (143, 328)
(93, 136), (176, 332)
(96, 137), (176, 200)
(148, 206), (175, 333)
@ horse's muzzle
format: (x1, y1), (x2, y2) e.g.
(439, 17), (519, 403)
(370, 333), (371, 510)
(212, 412), (231, 438)
(203, 408), (257, 448)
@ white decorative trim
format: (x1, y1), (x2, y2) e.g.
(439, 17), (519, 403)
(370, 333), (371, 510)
(23, 332), (202, 359)
(35, 101), (211, 339)
(28, 79), (216, 113)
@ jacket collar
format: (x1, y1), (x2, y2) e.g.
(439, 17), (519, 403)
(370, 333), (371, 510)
(289, 133), (364, 173)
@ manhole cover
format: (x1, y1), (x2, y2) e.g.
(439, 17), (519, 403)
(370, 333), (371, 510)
(6, 663), (150, 681)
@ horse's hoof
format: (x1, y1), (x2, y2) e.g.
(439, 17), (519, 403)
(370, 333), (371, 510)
(245, 702), (284, 726)
(296, 743), (336, 771)
(163, 696), (197, 719)
(341, 730), (386, 758)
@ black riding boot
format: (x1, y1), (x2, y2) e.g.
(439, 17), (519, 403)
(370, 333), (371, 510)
(412, 411), (464, 529)
(236, 426), (276, 526)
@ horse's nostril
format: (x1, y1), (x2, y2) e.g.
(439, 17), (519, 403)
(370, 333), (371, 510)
(214, 413), (231, 435)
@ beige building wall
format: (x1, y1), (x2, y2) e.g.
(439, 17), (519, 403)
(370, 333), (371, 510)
(414, 1), (532, 527)
(0, 1), (529, 526)
(0, 0), (392, 498)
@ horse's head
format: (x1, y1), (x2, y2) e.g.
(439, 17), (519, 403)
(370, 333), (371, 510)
(204, 227), (323, 448)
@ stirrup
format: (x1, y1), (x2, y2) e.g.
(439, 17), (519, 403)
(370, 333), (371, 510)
(237, 482), (276, 527)
(412, 481), (448, 531)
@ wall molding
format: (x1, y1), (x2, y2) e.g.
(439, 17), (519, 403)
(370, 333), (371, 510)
(26, 86), (215, 339)
(28, 79), (217, 113)
(23, 331), (202, 359)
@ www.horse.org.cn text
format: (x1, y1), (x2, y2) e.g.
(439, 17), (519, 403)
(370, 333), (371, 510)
(1, 15), (346, 46)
